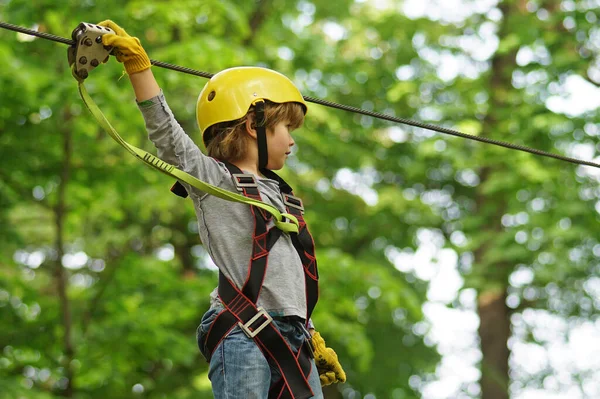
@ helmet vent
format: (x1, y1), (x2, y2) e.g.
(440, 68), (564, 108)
(208, 90), (216, 101)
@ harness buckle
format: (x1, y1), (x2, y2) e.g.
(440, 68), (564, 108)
(282, 193), (304, 214)
(232, 173), (258, 192)
(299, 323), (315, 359)
(238, 307), (273, 338)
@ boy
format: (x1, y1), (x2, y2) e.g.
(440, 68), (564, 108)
(97, 20), (345, 398)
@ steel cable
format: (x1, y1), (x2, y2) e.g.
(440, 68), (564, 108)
(1, 20), (599, 169)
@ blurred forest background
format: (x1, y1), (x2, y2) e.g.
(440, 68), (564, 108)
(1, 0), (599, 398)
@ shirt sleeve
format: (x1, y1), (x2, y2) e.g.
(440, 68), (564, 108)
(137, 91), (228, 197)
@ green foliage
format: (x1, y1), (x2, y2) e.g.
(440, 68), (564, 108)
(1, 0), (599, 398)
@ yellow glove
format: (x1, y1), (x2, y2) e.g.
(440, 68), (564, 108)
(311, 331), (346, 386)
(97, 20), (151, 74)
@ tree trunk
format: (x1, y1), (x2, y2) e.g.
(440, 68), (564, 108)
(476, 1), (523, 398)
(478, 290), (510, 399)
(242, 0), (271, 46)
(54, 108), (75, 397)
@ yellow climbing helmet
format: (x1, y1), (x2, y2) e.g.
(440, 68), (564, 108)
(196, 66), (307, 144)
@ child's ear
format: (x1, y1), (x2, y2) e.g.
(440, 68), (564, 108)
(245, 115), (257, 139)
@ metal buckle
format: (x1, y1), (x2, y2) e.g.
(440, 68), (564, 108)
(299, 323), (315, 359)
(305, 337), (315, 359)
(238, 307), (273, 338)
(282, 193), (304, 214)
(232, 173), (258, 192)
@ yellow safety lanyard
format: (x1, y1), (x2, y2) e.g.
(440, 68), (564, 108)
(75, 78), (300, 234)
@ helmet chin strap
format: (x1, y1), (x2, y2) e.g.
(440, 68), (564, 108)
(255, 100), (269, 171)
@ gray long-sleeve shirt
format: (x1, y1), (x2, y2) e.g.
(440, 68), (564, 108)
(138, 92), (307, 319)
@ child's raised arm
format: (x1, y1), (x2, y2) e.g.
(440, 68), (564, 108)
(97, 20), (226, 197)
(129, 69), (160, 102)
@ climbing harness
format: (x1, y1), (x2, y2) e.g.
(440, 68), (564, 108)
(65, 26), (319, 394)
(200, 161), (319, 399)
(1, 20), (599, 170)
(65, 23), (319, 397)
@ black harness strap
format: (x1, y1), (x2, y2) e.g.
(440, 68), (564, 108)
(261, 169), (319, 320)
(200, 162), (319, 399)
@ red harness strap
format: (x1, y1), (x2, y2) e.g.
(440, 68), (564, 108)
(198, 163), (319, 399)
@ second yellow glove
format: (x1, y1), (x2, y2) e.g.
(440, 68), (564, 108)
(311, 331), (346, 386)
(97, 20), (151, 75)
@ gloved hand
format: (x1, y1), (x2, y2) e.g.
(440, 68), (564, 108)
(311, 331), (346, 386)
(97, 20), (151, 74)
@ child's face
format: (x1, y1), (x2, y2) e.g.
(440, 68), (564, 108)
(266, 120), (295, 170)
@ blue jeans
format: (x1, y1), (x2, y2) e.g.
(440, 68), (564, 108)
(197, 305), (324, 399)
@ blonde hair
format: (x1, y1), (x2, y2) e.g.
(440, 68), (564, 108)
(205, 101), (305, 163)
